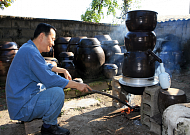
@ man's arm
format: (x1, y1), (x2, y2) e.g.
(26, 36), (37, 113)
(51, 66), (72, 80)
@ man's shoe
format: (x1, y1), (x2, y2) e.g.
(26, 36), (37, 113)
(41, 124), (70, 135)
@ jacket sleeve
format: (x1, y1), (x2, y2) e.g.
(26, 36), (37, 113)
(29, 52), (69, 89)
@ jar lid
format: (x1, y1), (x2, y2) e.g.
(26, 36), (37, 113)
(55, 37), (71, 44)
(0, 41), (18, 50)
(101, 40), (119, 45)
(79, 38), (101, 47)
(103, 64), (118, 69)
(59, 52), (74, 58)
(94, 35), (112, 42)
(69, 37), (87, 45)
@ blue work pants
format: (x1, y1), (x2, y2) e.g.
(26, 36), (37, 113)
(16, 87), (65, 125)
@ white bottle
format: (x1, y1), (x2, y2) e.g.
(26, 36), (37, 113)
(158, 63), (171, 89)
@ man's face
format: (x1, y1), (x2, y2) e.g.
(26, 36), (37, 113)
(41, 28), (56, 52)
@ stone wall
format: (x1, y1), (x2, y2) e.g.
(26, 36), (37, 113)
(1, 15), (190, 64)
(0, 15), (127, 47)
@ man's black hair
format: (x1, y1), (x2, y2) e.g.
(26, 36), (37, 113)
(32, 23), (56, 40)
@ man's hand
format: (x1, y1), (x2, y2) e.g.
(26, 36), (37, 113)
(65, 80), (92, 92)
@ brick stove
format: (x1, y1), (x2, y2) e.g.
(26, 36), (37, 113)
(112, 75), (162, 135)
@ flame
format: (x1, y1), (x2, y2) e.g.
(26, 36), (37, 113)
(119, 100), (136, 114)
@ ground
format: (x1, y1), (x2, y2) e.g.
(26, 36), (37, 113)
(1, 66), (190, 135)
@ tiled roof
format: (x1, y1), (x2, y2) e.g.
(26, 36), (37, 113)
(157, 15), (190, 22)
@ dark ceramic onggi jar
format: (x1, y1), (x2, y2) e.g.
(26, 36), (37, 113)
(101, 40), (121, 63)
(125, 10), (158, 31)
(74, 38), (105, 79)
(125, 31), (156, 51)
(54, 37), (71, 59)
(0, 41), (18, 82)
(67, 36), (87, 54)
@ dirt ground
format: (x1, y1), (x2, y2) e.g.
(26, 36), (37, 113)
(1, 66), (190, 135)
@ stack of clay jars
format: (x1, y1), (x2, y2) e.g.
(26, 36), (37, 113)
(119, 10), (159, 95)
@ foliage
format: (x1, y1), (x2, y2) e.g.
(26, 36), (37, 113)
(0, 0), (15, 9)
(81, 0), (119, 23)
(81, 0), (141, 23)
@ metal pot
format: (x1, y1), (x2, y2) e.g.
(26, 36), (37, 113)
(125, 10), (158, 31)
(125, 31), (156, 51)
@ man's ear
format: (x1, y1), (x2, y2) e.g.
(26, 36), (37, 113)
(39, 32), (45, 41)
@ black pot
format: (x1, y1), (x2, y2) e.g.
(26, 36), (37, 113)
(101, 40), (121, 63)
(59, 52), (74, 61)
(67, 37), (87, 54)
(0, 42), (18, 78)
(125, 31), (156, 51)
(44, 57), (58, 67)
(126, 10), (158, 31)
(74, 38), (105, 79)
(103, 64), (118, 79)
(60, 60), (76, 78)
(122, 51), (155, 78)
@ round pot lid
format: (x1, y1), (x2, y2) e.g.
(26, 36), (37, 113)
(0, 41), (18, 50)
(103, 64), (118, 69)
(79, 38), (101, 47)
(69, 36), (87, 45)
(55, 37), (71, 44)
(59, 52), (74, 57)
(101, 40), (119, 45)
(94, 35), (112, 42)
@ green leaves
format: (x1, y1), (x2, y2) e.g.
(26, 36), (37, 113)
(81, 0), (141, 23)
(0, 0), (14, 9)
(81, 0), (119, 23)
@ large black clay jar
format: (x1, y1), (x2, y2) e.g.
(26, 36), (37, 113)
(67, 37), (87, 54)
(0, 42), (18, 77)
(101, 40), (121, 63)
(125, 31), (156, 51)
(122, 51), (155, 78)
(54, 37), (71, 60)
(126, 10), (158, 31)
(74, 38), (105, 79)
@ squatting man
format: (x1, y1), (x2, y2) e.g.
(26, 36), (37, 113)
(6, 23), (92, 135)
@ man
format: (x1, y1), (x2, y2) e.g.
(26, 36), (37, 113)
(6, 23), (92, 135)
